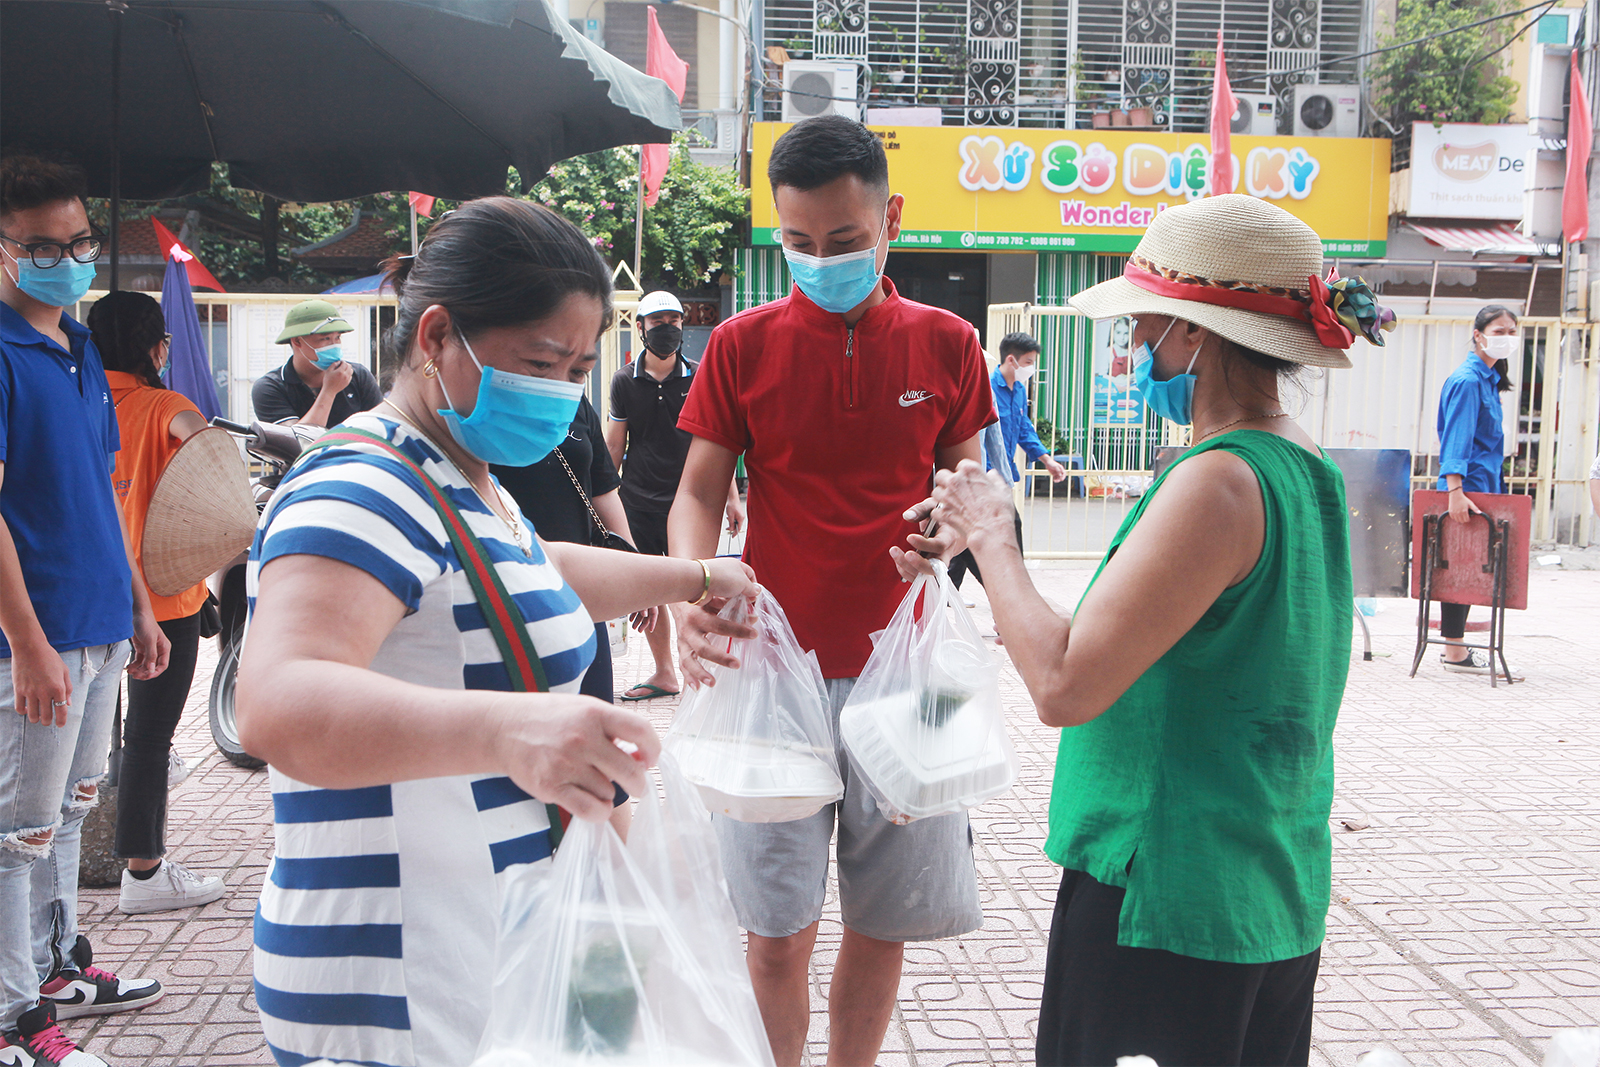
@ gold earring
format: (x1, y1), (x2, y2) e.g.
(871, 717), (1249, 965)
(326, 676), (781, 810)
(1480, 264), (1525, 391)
(423, 360), (438, 378)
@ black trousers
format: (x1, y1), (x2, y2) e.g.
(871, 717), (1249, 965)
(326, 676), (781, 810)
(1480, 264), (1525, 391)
(115, 611), (202, 860)
(1036, 869), (1318, 1067)
(946, 508), (1026, 589)
(1440, 602), (1470, 639)
(581, 620), (614, 703)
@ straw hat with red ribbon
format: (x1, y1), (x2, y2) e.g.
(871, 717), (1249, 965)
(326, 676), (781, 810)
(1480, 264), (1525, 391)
(1071, 194), (1396, 369)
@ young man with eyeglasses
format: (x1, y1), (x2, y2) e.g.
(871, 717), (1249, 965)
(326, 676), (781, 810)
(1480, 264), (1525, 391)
(1, 154), (170, 1067)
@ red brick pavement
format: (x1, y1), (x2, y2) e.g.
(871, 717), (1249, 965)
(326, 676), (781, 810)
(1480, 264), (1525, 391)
(66, 566), (1600, 1066)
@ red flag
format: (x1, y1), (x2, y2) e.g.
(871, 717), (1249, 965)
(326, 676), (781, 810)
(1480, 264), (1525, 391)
(1209, 31), (1237, 196)
(408, 191), (436, 218)
(1563, 52), (1592, 243)
(641, 6), (688, 208)
(150, 218), (225, 293)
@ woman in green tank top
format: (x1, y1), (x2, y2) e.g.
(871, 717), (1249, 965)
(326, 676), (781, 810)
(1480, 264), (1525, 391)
(894, 196), (1395, 1067)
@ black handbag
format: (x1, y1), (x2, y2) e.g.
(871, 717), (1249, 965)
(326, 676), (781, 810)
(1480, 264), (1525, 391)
(554, 449), (637, 554)
(197, 592), (223, 638)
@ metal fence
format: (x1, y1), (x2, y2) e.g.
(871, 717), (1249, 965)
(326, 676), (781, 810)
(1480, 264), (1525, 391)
(77, 265), (645, 427)
(987, 304), (1600, 556)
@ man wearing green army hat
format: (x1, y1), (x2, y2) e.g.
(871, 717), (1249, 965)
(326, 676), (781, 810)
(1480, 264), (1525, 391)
(251, 299), (382, 428)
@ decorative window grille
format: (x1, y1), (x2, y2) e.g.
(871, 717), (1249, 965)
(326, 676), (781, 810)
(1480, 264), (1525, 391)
(758, 0), (1362, 130)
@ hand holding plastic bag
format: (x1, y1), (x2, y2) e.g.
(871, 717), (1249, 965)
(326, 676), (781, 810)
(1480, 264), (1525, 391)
(666, 590), (844, 822)
(474, 755), (774, 1067)
(840, 559), (1017, 823)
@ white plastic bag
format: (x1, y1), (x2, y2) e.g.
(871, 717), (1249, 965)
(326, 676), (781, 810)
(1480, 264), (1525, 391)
(665, 590), (844, 822)
(474, 756), (774, 1067)
(840, 559), (1018, 823)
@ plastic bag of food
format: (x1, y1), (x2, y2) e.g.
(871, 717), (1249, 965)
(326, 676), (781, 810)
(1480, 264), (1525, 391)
(665, 590), (843, 822)
(474, 756), (773, 1067)
(840, 559), (1017, 824)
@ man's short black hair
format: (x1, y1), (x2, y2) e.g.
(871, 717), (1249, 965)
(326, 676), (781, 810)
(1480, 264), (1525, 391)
(0, 153), (88, 222)
(999, 332), (1041, 360)
(768, 116), (889, 194)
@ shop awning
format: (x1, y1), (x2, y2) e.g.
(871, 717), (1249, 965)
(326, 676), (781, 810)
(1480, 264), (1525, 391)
(1405, 222), (1551, 257)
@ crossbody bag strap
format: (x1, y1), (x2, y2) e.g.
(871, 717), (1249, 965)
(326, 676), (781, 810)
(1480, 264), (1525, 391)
(552, 447), (616, 541)
(296, 428), (570, 847)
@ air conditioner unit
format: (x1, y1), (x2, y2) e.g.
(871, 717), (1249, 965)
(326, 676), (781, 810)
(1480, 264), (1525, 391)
(781, 61), (859, 123)
(1227, 92), (1278, 136)
(1292, 84), (1361, 138)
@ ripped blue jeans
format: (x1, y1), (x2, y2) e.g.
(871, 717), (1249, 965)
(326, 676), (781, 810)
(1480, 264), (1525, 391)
(0, 641), (128, 1030)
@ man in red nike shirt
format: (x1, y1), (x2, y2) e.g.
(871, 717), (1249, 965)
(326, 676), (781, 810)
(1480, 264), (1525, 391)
(669, 116), (995, 1066)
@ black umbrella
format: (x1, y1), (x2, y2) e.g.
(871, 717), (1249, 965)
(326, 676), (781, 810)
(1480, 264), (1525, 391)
(2, 0), (681, 283)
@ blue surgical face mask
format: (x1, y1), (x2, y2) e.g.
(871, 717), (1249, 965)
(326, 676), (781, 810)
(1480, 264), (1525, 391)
(3, 247), (97, 308)
(782, 204), (889, 314)
(310, 343), (343, 369)
(1132, 318), (1203, 426)
(435, 329), (584, 467)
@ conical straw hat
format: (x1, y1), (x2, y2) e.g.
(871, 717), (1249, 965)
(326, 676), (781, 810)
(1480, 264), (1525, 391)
(142, 427), (257, 596)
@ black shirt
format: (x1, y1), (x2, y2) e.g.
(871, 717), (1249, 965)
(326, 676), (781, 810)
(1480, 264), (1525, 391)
(608, 353), (696, 513)
(251, 356), (383, 426)
(493, 395), (621, 546)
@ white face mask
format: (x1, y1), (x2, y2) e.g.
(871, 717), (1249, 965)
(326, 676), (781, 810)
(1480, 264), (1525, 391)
(1482, 334), (1518, 360)
(1014, 363), (1036, 383)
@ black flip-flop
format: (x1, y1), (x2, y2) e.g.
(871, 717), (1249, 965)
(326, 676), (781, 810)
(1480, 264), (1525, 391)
(620, 682), (680, 702)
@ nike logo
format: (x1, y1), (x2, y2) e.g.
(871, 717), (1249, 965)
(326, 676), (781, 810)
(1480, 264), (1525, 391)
(898, 390), (935, 408)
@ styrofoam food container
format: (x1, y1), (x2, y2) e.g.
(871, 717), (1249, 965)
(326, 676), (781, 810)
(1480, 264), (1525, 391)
(666, 735), (844, 823)
(840, 690), (1014, 821)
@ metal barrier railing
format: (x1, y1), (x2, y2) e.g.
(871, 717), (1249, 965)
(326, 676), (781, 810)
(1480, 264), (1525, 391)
(77, 269), (646, 427)
(992, 304), (1600, 556)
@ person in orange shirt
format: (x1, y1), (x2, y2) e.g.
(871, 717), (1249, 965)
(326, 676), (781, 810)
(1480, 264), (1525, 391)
(87, 292), (227, 914)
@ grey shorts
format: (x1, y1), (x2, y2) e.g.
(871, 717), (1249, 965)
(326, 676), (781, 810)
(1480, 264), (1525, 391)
(713, 677), (983, 942)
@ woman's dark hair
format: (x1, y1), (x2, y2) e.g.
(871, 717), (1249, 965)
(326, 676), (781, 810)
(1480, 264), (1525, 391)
(1473, 304), (1518, 393)
(768, 115), (890, 194)
(87, 290), (167, 389)
(378, 196), (613, 373)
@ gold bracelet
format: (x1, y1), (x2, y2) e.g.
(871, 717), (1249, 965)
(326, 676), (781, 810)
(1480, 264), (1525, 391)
(689, 559), (714, 607)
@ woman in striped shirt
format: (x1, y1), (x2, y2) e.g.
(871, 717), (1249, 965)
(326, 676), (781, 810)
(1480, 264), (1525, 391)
(236, 198), (755, 1067)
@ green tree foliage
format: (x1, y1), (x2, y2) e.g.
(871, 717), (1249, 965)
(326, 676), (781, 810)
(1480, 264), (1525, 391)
(90, 137), (747, 291)
(1372, 0), (1521, 129)
(528, 136), (749, 286)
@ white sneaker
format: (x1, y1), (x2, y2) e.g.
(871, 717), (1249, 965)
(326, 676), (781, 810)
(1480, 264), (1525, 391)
(118, 860), (225, 915)
(166, 750), (192, 790)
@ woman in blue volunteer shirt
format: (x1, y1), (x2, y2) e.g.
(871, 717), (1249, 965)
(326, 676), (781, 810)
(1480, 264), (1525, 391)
(1434, 304), (1516, 674)
(235, 198), (755, 1067)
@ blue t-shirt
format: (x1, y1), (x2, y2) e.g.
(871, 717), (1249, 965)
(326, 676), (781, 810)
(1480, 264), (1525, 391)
(1435, 354), (1505, 494)
(0, 304), (131, 656)
(988, 367), (1051, 481)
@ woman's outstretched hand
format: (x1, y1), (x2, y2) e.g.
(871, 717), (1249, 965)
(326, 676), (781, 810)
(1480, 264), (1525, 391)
(892, 459), (1017, 581)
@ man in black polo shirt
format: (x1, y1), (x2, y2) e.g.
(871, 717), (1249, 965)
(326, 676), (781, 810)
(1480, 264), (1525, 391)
(251, 299), (381, 427)
(605, 291), (741, 700)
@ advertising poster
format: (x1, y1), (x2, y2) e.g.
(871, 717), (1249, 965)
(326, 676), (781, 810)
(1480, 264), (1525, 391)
(1092, 315), (1143, 427)
(751, 124), (1391, 256)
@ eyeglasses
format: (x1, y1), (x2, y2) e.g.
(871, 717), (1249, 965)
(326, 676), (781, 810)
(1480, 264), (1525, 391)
(0, 233), (105, 269)
(162, 333), (173, 345)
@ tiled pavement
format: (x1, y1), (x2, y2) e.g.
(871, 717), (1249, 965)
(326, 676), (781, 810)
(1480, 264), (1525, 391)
(70, 566), (1599, 1065)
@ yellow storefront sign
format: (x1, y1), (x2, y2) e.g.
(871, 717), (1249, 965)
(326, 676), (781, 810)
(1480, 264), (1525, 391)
(750, 123), (1391, 257)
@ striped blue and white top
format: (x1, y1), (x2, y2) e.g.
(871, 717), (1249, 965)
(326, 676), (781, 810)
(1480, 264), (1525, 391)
(245, 414), (596, 1067)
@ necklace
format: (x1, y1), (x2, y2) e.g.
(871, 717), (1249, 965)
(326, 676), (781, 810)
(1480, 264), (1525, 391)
(1198, 411), (1289, 442)
(377, 400), (532, 557)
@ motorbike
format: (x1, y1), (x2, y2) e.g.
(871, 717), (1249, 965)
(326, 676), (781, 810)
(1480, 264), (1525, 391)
(206, 417), (324, 769)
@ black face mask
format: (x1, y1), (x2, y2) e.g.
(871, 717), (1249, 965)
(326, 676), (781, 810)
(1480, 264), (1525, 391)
(643, 323), (682, 356)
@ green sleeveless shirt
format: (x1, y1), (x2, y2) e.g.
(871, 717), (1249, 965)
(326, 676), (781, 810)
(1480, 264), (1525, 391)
(1044, 430), (1353, 964)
